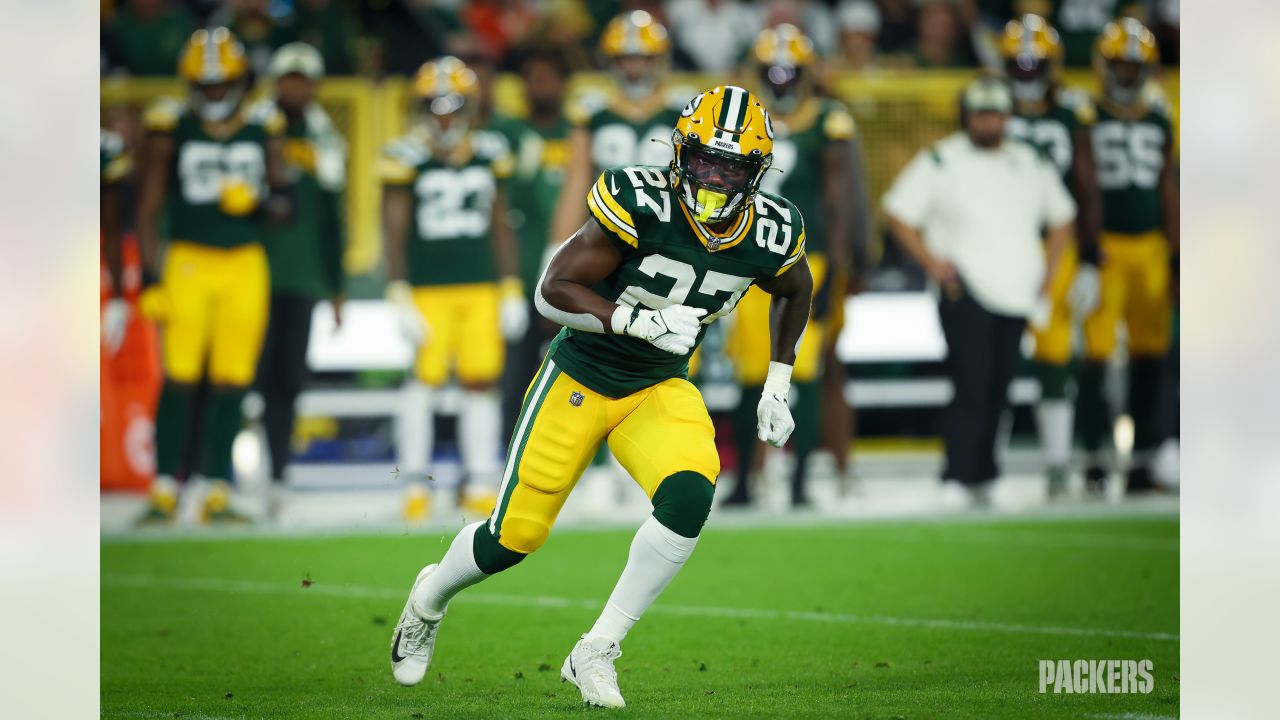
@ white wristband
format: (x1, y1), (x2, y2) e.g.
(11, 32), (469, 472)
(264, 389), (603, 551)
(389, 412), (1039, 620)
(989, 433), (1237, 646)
(610, 305), (635, 335)
(764, 361), (793, 396)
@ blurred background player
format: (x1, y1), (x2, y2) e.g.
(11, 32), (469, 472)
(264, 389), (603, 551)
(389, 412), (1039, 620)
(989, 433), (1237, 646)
(998, 14), (1103, 499)
(497, 48), (573, 441)
(101, 128), (133, 357)
(380, 57), (526, 521)
(549, 10), (686, 246)
(723, 24), (868, 507)
(251, 42), (347, 516)
(1077, 18), (1178, 495)
(135, 27), (290, 524)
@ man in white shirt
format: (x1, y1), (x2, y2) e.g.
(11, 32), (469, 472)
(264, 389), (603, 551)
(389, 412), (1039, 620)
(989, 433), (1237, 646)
(883, 76), (1076, 503)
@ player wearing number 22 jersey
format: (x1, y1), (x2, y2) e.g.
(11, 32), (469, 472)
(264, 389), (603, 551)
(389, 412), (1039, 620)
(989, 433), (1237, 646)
(389, 85), (814, 710)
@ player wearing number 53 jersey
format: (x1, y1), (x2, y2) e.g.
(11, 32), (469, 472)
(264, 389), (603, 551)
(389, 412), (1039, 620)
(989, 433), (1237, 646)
(389, 86), (813, 709)
(380, 57), (526, 519)
(135, 28), (289, 524)
(1077, 18), (1178, 494)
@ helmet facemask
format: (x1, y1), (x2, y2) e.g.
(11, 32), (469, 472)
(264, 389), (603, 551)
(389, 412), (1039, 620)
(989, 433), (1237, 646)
(758, 64), (809, 114)
(671, 136), (769, 225)
(611, 53), (666, 100)
(416, 92), (474, 152)
(1103, 59), (1150, 106)
(191, 79), (247, 123)
(1004, 56), (1052, 104)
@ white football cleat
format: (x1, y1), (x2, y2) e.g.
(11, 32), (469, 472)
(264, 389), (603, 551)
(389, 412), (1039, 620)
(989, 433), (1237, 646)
(561, 634), (626, 708)
(390, 564), (443, 686)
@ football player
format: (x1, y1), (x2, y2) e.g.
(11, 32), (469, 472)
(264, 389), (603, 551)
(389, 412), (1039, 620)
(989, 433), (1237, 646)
(380, 57), (526, 521)
(135, 28), (290, 523)
(1078, 18), (1178, 494)
(101, 128), (133, 356)
(548, 10), (687, 245)
(389, 86), (813, 709)
(724, 23), (868, 507)
(999, 14), (1104, 498)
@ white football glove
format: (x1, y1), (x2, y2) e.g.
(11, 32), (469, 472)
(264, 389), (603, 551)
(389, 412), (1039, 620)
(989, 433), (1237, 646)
(1068, 264), (1102, 317)
(1028, 294), (1053, 331)
(102, 298), (130, 356)
(386, 281), (428, 345)
(757, 361), (795, 447)
(498, 278), (529, 341)
(612, 304), (707, 355)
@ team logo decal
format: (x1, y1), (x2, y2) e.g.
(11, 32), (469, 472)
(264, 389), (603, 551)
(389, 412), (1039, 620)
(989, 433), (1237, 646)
(569, 391), (585, 407)
(762, 108), (775, 140)
(680, 92), (705, 118)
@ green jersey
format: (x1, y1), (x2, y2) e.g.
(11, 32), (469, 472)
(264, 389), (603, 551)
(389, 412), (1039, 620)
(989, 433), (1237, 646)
(255, 101), (347, 299)
(494, 113), (572, 298)
(1006, 88), (1096, 183)
(549, 165), (808, 398)
(757, 97), (856, 255)
(1092, 98), (1173, 235)
(379, 130), (514, 286)
(100, 129), (131, 184)
(144, 97), (283, 249)
(573, 91), (687, 172)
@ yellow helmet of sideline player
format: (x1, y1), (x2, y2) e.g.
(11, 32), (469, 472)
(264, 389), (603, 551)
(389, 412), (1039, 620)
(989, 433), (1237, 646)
(1095, 17), (1159, 105)
(599, 11), (670, 100)
(750, 24), (817, 114)
(411, 56), (479, 149)
(671, 85), (774, 224)
(999, 14), (1062, 104)
(178, 27), (250, 122)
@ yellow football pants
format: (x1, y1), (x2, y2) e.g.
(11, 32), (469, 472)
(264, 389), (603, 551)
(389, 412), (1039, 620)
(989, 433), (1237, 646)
(159, 241), (269, 387)
(1030, 242), (1079, 365)
(489, 358), (720, 554)
(726, 253), (826, 384)
(411, 283), (504, 386)
(1083, 231), (1172, 360)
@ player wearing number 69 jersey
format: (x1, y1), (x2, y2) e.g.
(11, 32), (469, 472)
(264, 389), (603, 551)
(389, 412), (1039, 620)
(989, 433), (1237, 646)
(379, 57), (525, 520)
(388, 85), (813, 709)
(1077, 18), (1178, 494)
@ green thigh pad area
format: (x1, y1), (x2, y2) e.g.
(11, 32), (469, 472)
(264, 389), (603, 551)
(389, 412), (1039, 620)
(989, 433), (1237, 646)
(102, 516), (1179, 719)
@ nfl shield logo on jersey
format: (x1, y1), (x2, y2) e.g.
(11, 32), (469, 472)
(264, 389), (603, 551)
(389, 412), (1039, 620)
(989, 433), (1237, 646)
(569, 391), (585, 407)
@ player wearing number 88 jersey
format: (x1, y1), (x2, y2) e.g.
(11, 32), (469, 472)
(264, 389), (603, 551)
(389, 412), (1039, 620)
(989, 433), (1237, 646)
(388, 86), (813, 709)
(1078, 18), (1178, 494)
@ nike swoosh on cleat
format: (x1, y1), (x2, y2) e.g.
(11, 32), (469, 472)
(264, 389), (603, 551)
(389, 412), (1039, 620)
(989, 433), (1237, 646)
(391, 629), (406, 663)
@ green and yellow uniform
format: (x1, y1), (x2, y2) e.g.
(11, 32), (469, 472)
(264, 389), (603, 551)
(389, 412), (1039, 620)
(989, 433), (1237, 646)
(256, 101), (346, 300)
(490, 165), (806, 554)
(145, 97), (281, 387)
(1006, 88), (1096, 365)
(575, 93), (686, 173)
(496, 114), (573, 297)
(100, 129), (132, 184)
(729, 97), (853, 384)
(379, 131), (515, 386)
(1083, 97), (1174, 360)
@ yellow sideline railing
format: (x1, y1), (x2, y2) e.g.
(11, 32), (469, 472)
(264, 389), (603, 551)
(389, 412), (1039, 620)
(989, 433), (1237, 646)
(102, 70), (1178, 276)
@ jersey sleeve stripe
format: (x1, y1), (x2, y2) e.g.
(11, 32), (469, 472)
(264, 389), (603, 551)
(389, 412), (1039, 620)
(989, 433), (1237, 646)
(589, 182), (638, 239)
(595, 175), (636, 229)
(588, 190), (639, 247)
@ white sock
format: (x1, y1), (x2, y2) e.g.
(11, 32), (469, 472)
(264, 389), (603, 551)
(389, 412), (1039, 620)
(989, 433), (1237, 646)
(588, 516), (698, 645)
(412, 521), (489, 617)
(397, 381), (434, 481)
(1035, 399), (1074, 468)
(459, 390), (502, 491)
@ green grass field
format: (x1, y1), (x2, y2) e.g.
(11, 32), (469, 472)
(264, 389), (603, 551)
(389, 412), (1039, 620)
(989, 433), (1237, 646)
(102, 514), (1179, 719)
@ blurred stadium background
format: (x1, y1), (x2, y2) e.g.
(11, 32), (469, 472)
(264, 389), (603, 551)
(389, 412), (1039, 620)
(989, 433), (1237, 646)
(98, 0), (1179, 531)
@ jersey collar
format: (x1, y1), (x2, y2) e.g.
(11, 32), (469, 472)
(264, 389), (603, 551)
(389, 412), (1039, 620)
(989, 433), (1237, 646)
(678, 199), (755, 253)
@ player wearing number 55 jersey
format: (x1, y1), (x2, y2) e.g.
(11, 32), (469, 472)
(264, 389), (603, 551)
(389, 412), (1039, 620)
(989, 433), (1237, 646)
(389, 86), (813, 709)
(135, 28), (290, 524)
(380, 57), (526, 520)
(1077, 18), (1178, 494)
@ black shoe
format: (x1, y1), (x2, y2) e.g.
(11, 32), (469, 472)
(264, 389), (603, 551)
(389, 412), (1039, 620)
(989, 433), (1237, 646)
(1125, 465), (1160, 495)
(721, 487), (752, 507)
(1046, 466), (1069, 500)
(1084, 465), (1108, 497)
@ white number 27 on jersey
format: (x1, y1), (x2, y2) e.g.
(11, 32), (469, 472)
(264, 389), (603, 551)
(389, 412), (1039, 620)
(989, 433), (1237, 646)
(618, 255), (753, 322)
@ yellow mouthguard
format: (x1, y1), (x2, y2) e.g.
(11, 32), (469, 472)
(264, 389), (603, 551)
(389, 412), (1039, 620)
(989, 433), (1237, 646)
(695, 188), (727, 222)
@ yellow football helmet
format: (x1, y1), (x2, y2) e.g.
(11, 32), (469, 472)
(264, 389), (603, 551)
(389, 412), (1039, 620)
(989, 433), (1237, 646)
(411, 56), (479, 149)
(751, 24), (817, 114)
(1096, 18), (1159, 105)
(599, 11), (670, 99)
(178, 27), (250, 122)
(671, 85), (774, 224)
(999, 14), (1061, 103)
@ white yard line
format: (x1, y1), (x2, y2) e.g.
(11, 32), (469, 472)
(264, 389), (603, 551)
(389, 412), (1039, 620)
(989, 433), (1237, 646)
(103, 573), (1179, 643)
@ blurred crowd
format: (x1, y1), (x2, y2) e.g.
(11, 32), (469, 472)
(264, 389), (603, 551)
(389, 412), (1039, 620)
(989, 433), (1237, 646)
(101, 0), (1180, 80)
